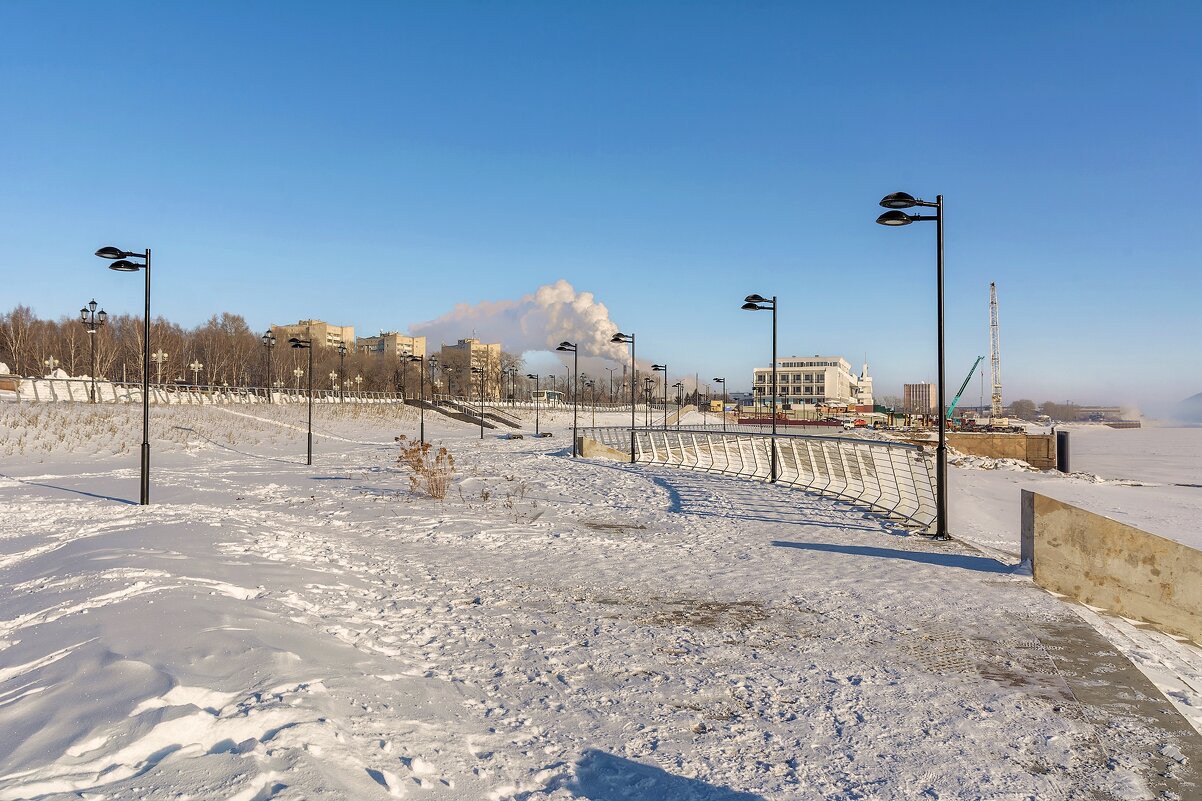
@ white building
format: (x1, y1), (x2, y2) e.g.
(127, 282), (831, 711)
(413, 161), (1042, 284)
(752, 356), (874, 410)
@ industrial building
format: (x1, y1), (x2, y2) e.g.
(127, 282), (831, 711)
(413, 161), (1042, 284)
(904, 383), (938, 415)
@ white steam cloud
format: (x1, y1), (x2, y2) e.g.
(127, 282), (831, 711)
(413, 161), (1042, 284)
(411, 279), (630, 367)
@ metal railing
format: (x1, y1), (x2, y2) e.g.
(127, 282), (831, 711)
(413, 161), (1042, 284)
(581, 426), (937, 530)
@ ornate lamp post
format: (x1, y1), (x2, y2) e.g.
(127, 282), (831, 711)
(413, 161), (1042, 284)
(355, 374), (363, 398)
(190, 360), (204, 386)
(292, 366), (303, 392)
(261, 330), (276, 403)
(95, 246), (151, 505)
(556, 341), (579, 456)
(741, 293), (777, 482)
(336, 343), (347, 401)
(79, 299), (107, 403)
(44, 355), (59, 373)
(329, 371), (338, 394)
(289, 338), (315, 464)
(151, 349), (168, 386)
(877, 190), (949, 539)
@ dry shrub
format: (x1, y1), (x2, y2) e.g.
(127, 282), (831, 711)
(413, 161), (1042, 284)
(396, 435), (455, 499)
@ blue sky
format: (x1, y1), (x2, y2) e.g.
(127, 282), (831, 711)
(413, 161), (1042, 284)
(3, 2), (1199, 407)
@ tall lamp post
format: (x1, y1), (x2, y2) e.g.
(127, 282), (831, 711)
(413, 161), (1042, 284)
(527, 373), (542, 436)
(292, 366), (303, 393)
(79, 299), (107, 403)
(471, 366), (486, 439)
(191, 360), (204, 386)
(610, 332), (636, 461)
(712, 377), (727, 432)
(329, 371), (338, 394)
(585, 379), (596, 427)
(643, 376), (653, 426)
(289, 338), (314, 465)
(261, 331), (276, 403)
(651, 364), (668, 429)
(406, 355), (427, 444)
(336, 343), (347, 402)
(741, 294), (777, 483)
(504, 366), (517, 406)
(556, 341), (579, 456)
(877, 190), (948, 540)
(672, 382), (684, 429)
(95, 246), (151, 505)
(151, 349), (168, 386)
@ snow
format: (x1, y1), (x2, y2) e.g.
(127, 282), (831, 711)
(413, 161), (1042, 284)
(1, 403), (1200, 799)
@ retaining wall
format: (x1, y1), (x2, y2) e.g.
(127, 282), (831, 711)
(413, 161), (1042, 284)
(1021, 490), (1202, 644)
(905, 432), (1055, 469)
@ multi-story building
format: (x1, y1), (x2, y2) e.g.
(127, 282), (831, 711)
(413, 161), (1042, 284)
(903, 383), (938, 414)
(751, 356), (873, 410)
(357, 331), (427, 359)
(438, 338), (502, 400)
(270, 319), (355, 350)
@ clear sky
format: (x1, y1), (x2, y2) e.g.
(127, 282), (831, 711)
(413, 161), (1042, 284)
(3, 2), (1199, 409)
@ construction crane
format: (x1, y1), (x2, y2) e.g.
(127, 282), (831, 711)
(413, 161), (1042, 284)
(947, 355), (985, 422)
(990, 282), (1003, 419)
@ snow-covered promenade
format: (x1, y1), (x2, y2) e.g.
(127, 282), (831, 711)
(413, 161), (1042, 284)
(1, 404), (1200, 799)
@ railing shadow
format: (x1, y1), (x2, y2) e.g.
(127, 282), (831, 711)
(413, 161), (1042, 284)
(543, 749), (766, 801)
(771, 540), (1012, 573)
(0, 473), (137, 505)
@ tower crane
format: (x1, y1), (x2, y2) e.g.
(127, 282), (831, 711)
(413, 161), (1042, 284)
(989, 282), (1003, 419)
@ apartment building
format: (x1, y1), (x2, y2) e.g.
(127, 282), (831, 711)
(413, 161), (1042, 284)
(903, 383), (938, 414)
(270, 319), (355, 350)
(357, 331), (427, 359)
(438, 338), (503, 400)
(751, 356), (873, 410)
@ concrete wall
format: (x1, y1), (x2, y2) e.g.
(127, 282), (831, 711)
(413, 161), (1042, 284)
(1021, 490), (1202, 644)
(578, 436), (629, 461)
(946, 432), (1055, 469)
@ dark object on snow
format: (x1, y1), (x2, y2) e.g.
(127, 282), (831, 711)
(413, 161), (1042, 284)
(1056, 429), (1070, 473)
(508, 433), (524, 439)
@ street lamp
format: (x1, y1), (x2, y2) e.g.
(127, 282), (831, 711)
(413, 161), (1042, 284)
(652, 364), (668, 430)
(190, 360), (204, 386)
(290, 338), (314, 465)
(96, 245), (151, 505)
(406, 355), (428, 444)
(471, 365), (485, 439)
(672, 382), (684, 429)
(527, 373), (542, 436)
(610, 332), (636, 462)
(329, 371), (338, 394)
(151, 349), (168, 386)
(503, 366), (517, 406)
(79, 299), (107, 403)
(261, 330), (276, 403)
(355, 374), (363, 398)
(585, 379), (597, 427)
(877, 190), (949, 539)
(643, 376), (653, 426)
(712, 377), (727, 432)
(292, 366), (303, 392)
(336, 343), (347, 402)
(556, 341), (579, 456)
(44, 355), (59, 373)
(741, 293), (777, 482)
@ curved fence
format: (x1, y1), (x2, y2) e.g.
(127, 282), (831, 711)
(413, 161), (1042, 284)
(582, 426), (937, 530)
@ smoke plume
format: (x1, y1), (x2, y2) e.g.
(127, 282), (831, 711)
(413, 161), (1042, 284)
(411, 280), (630, 366)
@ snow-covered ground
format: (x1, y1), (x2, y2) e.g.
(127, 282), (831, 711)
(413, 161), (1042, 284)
(1, 404), (1200, 800)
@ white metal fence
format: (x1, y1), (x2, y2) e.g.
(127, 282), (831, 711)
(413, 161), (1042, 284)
(581, 426), (938, 530)
(7, 377), (406, 405)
